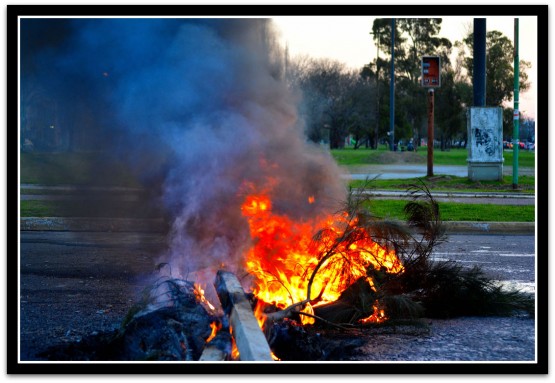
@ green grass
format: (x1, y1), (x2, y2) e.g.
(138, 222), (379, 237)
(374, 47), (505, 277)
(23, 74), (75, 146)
(20, 200), (164, 218)
(365, 199), (535, 222)
(20, 201), (55, 217)
(348, 175), (535, 193)
(331, 147), (536, 168)
(20, 152), (141, 186)
(20, 198), (535, 222)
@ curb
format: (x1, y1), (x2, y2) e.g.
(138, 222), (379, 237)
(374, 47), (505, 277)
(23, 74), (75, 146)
(355, 189), (535, 199)
(443, 221), (535, 235)
(19, 217), (535, 235)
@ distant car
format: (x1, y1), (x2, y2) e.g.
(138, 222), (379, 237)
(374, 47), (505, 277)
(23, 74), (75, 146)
(503, 141), (513, 149)
(519, 141), (526, 149)
(525, 142), (535, 150)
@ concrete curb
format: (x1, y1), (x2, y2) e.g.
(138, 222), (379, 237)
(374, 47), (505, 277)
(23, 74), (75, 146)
(355, 189), (535, 199)
(19, 217), (535, 235)
(443, 221), (535, 235)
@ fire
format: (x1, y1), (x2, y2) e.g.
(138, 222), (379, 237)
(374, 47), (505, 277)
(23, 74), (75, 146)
(193, 283), (216, 312)
(206, 321), (221, 343)
(241, 192), (404, 326)
(359, 303), (387, 324)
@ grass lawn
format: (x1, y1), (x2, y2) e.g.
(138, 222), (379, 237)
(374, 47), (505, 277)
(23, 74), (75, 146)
(20, 200), (163, 218)
(365, 199), (535, 222)
(20, 197), (535, 222)
(20, 151), (536, 222)
(348, 175), (535, 194)
(331, 147), (536, 168)
(20, 152), (141, 186)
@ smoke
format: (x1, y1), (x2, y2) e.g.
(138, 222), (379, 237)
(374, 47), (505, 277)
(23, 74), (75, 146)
(21, 18), (347, 284)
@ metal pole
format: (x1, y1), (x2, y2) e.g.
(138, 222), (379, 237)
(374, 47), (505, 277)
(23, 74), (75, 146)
(370, 31), (381, 150)
(389, 18), (395, 151)
(427, 89), (434, 177)
(512, 18), (520, 189)
(473, 18), (486, 107)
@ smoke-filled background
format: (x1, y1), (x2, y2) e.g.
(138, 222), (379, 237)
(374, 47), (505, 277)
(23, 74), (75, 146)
(20, 18), (347, 281)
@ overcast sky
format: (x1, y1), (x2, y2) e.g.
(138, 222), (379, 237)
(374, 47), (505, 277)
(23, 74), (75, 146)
(272, 15), (538, 120)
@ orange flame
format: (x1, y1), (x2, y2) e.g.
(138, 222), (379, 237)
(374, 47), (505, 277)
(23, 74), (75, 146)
(206, 321), (221, 343)
(231, 333), (240, 360)
(193, 283), (216, 312)
(241, 191), (403, 326)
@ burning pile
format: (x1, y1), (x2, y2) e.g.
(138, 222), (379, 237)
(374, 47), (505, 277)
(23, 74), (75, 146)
(241, 189), (404, 327)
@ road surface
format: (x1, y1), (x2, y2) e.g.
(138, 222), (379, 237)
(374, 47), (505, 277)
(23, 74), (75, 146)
(17, 230), (537, 362)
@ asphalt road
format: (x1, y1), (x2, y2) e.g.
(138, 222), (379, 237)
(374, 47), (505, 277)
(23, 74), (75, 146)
(433, 233), (535, 291)
(17, 230), (537, 362)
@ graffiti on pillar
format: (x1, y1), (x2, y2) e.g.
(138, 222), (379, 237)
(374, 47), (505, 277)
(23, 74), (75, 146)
(474, 128), (496, 156)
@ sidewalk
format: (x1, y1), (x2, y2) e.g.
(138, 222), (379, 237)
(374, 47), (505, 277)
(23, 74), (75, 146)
(341, 164), (535, 180)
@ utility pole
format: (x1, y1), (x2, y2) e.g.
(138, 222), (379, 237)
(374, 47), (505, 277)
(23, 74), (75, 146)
(369, 31), (381, 150)
(473, 19), (486, 107)
(422, 56), (440, 177)
(389, 18), (395, 151)
(512, 18), (520, 189)
(427, 89), (434, 177)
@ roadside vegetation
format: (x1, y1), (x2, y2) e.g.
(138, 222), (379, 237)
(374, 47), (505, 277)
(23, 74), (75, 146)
(331, 147), (536, 168)
(20, 194), (535, 222)
(364, 199), (534, 222)
(331, 147), (535, 194)
(348, 175), (535, 194)
(20, 150), (535, 222)
(21, 152), (140, 187)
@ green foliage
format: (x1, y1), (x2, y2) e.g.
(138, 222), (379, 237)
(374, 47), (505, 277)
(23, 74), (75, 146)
(456, 29), (533, 139)
(458, 30), (531, 106)
(366, 199), (534, 222)
(288, 57), (377, 148)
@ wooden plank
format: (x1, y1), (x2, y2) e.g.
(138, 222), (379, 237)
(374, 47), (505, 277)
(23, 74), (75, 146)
(199, 346), (227, 361)
(214, 270), (273, 361)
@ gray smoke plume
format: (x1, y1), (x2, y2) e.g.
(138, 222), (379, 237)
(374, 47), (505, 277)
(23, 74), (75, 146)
(21, 18), (347, 287)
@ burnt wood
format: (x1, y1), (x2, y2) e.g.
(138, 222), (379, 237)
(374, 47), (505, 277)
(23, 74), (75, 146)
(214, 270), (273, 361)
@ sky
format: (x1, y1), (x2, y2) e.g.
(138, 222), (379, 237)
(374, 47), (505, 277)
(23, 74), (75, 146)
(272, 15), (538, 120)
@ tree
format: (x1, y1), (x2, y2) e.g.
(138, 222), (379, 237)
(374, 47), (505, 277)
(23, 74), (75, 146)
(456, 30), (531, 138)
(288, 57), (376, 149)
(364, 18), (453, 149)
(457, 30), (531, 106)
(435, 69), (465, 150)
(344, 74), (376, 149)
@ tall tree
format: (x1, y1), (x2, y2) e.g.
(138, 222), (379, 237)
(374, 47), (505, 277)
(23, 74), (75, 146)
(364, 18), (453, 149)
(456, 30), (531, 138)
(457, 30), (531, 106)
(288, 57), (376, 149)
